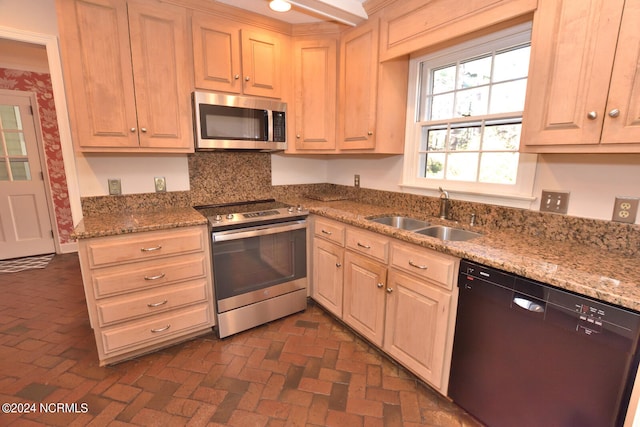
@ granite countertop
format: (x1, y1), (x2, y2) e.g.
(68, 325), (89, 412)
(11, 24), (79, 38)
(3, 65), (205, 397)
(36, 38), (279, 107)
(72, 207), (208, 239)
(282, 197), (640, 312)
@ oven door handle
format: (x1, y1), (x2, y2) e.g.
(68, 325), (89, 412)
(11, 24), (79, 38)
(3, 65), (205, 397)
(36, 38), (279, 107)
(212, 221), (306, 242)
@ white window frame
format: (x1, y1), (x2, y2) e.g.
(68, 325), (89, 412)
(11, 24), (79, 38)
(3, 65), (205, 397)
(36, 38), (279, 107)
(401, 23), (538, 208)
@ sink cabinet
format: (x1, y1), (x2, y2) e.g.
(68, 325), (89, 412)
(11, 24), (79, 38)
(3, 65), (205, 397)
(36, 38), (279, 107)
(310, 216), (460, 394)
(56, 0), (193, 153)
(521, 0), (640, 152)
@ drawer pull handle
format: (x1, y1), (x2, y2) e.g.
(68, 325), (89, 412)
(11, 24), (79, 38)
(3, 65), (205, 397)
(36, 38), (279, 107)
(147, 299), (168, 308)
(357, 242), (371, 249)
(144, 273), (166, 281)
(141, 245), (162, 252)
(321, 229), (332, 235)
(151, 324), (171, 333)
(408, 260), (428, 270)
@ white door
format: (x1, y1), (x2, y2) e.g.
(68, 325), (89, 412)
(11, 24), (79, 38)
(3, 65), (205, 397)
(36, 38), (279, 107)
(0, 90), (55, 259)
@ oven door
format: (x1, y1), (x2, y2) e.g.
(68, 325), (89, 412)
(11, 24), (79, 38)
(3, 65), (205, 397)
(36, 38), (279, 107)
(211, 220), (307, 313)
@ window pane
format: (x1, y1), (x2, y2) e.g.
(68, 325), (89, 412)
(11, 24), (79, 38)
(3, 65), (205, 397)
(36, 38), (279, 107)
(424, 153), (445, 179)
(0, 105), (22, 130)
(5, 132), (27, 156)
(450, 126), (481, 151)
(489, 80), (527, 114)
(430, 93), (454, 120)
(9, 159), (31, 181)
(493, 46), (530, 82)
(432, 65), (456, 94)
(483, 123), (522, 150)
(0, 161), (8, 181)
(455, 87), (489, 117)
(458, 55), (491, 89)
(479, 152), (519, 184)
(446, 152), (478, 181)
(423, 127), (447, 151)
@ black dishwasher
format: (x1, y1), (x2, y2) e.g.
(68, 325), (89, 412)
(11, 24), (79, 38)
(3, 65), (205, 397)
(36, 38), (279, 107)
(449, 260), (640, 427)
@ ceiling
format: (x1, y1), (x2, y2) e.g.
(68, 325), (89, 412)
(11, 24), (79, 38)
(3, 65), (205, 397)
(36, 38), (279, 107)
(215, 0), (367, 25)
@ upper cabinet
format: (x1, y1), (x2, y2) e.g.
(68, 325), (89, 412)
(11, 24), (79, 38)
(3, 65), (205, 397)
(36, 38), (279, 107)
(192, 12), (284, 99)
(56, 0), (193, 153)
(292, 36), (338, 151)
(521, 0), (640, 153)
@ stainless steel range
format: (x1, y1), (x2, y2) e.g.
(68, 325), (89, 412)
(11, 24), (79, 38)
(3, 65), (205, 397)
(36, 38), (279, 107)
(195, 200), (308, 338)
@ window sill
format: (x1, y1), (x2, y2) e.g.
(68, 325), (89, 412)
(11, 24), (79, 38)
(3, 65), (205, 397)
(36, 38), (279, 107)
(399, 183), (537, 209)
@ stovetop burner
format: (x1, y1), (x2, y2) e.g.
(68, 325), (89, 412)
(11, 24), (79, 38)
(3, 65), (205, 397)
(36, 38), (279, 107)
(194, 199), (308, 230)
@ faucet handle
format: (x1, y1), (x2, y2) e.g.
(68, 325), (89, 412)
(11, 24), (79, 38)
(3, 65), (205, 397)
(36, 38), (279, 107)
(438, 187), (449, 199)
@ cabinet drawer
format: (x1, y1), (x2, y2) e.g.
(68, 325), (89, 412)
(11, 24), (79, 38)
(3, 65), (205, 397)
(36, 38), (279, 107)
(92, 253), (207, 298)
(86, 227), (205, 268)
(96, 279), (209, 326)
(100, 303), (212, 354)
(314, 218), (345, 246)
(346, 228), (389, 263)
(390, 242), (458, 290)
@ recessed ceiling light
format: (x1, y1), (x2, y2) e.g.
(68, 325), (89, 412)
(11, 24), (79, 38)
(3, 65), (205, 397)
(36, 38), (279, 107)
(269, 0), (291, 12)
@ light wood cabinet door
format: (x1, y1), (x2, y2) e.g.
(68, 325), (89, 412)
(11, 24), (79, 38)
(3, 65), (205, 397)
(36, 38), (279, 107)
(337, 19), (379, 150)
(601, 0), (640, 144)
(384, 270), (452, 391)
(343, 251), (386, 346)
(293, 37), (337, 151)
(312, 238), (344, 317)
(57, 0), (138, 149)
(192, 15), (242, 93)
(56, 0), (193, 152)
(241, 29), (283, 98)
(521, 0), (640, 152)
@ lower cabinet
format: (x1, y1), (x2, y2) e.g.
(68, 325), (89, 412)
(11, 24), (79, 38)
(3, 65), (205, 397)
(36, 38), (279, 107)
(310, 216), (460, 394)
(77, 225), (216, 366)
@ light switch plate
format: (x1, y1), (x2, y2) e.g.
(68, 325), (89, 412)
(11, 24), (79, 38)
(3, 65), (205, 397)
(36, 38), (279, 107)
(154, 176), (166, 193)
(540, 190), (570, 214)
(108, 179), (121, 196)
(612, 197), (639, 224)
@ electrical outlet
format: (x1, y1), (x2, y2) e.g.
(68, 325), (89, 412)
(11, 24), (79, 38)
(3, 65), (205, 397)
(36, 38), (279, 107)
(154, 176), (167, 193)
(540, 190), (570, 214)
(612, 197), (639, 224)
(108, 179), (121, 196)
(354, 174), (360, 188)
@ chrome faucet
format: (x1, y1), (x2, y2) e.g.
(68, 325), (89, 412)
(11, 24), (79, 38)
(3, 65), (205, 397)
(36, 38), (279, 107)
(438, 187), (450, 220)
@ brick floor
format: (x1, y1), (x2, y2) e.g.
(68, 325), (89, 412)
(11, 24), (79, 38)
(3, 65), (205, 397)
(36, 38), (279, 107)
(0, 254), (482, 426)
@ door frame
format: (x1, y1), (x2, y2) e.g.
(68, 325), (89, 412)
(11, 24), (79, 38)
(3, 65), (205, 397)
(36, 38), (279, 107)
(0, 88), (57, 257)
(0, 26), (82, 254)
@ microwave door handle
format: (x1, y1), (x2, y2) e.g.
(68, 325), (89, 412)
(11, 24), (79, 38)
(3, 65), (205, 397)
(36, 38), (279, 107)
(267, 110), (273, 143)
(213, 221), (306, 242)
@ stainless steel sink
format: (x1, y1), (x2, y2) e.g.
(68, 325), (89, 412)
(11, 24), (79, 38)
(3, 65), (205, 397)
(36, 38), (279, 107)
(367, 216), (430, 231)
(415, 225), (482, 241)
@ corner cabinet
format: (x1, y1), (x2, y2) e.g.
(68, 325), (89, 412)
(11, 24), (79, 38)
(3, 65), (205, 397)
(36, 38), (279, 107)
(521, 0), (640, 153)
(310, 216), (460, 394)
(77, 225), (215, 366)
(191, 11), (284, 99)
(56, 0), (193, 153)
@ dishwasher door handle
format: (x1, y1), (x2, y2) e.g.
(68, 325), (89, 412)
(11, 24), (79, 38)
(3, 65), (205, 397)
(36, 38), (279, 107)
(513, 296), (545, 313)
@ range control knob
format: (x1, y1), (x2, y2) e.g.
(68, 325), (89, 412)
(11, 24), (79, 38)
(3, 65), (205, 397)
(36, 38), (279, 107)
(214, 214), (222, 222)
(297, 205), (303, 212)
(226, 214), (234, 220)
(287, 206), (294, 213)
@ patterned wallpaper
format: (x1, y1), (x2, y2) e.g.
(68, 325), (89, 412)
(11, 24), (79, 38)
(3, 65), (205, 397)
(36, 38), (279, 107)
(0, 68), (73, 245)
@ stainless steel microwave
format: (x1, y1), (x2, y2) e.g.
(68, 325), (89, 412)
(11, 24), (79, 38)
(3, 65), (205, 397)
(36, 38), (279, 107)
(193, 91), (287, 151)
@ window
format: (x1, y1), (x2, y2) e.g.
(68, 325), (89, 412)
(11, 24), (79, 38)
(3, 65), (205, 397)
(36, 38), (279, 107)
(402, 23), (537, 206)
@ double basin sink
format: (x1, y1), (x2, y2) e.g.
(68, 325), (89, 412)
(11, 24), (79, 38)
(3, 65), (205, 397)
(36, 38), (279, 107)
(367, 215), (482, 242)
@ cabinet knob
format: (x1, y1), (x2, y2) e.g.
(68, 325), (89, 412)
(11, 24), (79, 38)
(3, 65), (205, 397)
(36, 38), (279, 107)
(130, 127), (136, 132)
(245, 76), (250, 81)
(336, 262), (342, 268)
(586, 111), (598, 120)
(609, 109), (620, 118)
(234, 74), (240, 80)
(377, 283), (383, 288)
(140, 127), (147, 133)
(367, 131), (373, 136)
(386, 287), (393, 293)
(296, 134), (301, 139)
